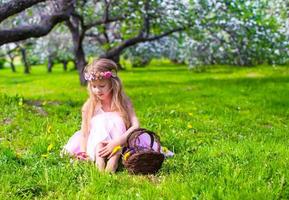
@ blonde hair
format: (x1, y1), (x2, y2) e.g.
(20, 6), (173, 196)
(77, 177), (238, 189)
(81, 58), (131, 138)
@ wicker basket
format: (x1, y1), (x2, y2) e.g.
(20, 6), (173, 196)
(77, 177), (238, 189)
(122, 128), (165, 175)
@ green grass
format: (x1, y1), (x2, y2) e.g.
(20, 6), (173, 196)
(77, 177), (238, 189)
(1, 61), (289, 199)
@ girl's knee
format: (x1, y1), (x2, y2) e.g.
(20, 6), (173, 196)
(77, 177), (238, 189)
(95, 156), (106, 172)
(95, 146), (106, 172)
(105, 155), (120, 173)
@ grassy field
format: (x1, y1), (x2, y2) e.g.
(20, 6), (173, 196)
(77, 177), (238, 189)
(1, 61), (289, 199)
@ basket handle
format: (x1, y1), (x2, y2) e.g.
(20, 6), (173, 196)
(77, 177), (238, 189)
(126, 128), (161, 152)
(126, 128), (147, 147)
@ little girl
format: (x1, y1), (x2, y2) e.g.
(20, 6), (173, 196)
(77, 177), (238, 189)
(62, 58), (140, 173)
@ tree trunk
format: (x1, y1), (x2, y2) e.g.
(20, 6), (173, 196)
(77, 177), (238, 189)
(73, 60), (77, 70)
(20, 47), (30, 74)
(62, 60), (68, 71)
(75, 46), (87, 85)
(10, 61), (16, 72)
(67, 17), (87, 85)
(112, 54), (124, 70)
(70, 39), (87, 85)
(170, 58), (185, 65)
(100, 53), (124, 70)
(7, 53), (16, 72)
(47, 56), (53, 72)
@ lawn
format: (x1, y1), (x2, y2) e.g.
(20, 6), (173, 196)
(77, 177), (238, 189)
(1, 61), (289, 199)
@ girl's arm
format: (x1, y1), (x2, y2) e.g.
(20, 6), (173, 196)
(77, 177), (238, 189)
(98, 101), (139, 158)
(80, 102), (89, 153)
(114, 105), (140, 146)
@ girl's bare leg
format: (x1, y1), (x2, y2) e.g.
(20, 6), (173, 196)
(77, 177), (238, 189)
(95, 143), (106, 172)
(105, 152), (121, 173)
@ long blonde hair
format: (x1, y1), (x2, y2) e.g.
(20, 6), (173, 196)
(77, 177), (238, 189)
(81, 58), (131, 137)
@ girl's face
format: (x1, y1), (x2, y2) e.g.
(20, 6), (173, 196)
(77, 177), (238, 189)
(90, 79), (112, 101)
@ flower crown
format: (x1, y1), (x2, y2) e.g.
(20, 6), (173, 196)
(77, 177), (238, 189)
(84, 70), (117, 81)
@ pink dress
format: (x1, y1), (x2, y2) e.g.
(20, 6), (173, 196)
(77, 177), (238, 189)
(62, 107), (126, 161)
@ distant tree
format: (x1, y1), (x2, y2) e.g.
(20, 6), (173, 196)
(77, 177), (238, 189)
(182, 0), (289, 67)
(1, 43), (18, 72)
(32, 25), (74, 72)
(123, 33), (186, 67)
(124, 0), (289, 67)
(16, 43), (31, 73)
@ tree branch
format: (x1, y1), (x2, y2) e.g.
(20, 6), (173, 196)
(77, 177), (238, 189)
(0, 14), (70, 46)
(71, 12), (85, 30)
(84, 15), (126, 31)
(0, 0), (46, 23)
(102, 0), (112, 43)
(140, 0), (150, 37)
(85, 33), (107, 45)
(103, 26), (191, 59)
(0, 0), (73, 46)
(145, 27), (187, 42)
(103, 0), (111, 22)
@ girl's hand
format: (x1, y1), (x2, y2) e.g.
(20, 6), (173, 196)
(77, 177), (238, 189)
(98, 140), (120, 159)
(76, 152), (88, 160)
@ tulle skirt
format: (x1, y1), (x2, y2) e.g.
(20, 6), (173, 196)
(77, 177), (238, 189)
(63, 111), (126, 161)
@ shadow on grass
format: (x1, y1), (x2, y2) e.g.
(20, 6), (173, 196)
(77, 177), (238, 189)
(6, 79), (34, 85)
(128, 66), (188, 73)
(125, 76), (289, 88)
(0, 94), (83, 108)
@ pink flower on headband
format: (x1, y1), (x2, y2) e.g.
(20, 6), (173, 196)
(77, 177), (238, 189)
(84, 70), (116, 81)
(103, 71), (112, 78)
